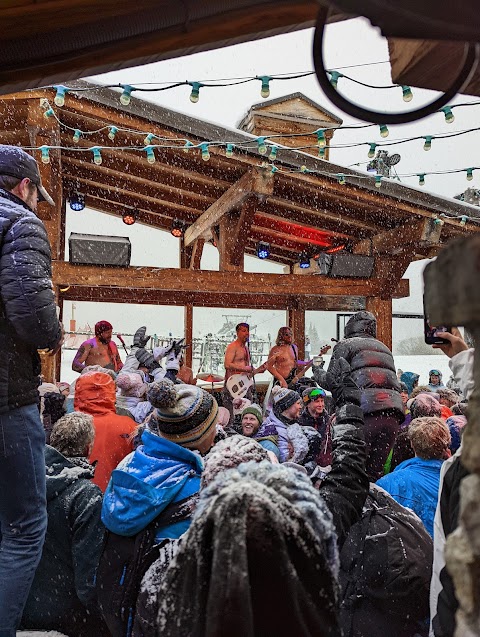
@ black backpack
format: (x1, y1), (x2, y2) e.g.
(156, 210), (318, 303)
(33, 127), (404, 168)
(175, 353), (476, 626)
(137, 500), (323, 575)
(96, 495), (196, 637)
(339, 485), (433, 637)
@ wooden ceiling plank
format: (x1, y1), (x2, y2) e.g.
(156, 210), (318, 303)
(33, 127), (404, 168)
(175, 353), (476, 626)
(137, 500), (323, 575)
(354, 218), (443, 256)
(189, 238), (205, 270)
(184, 168), (274, 247)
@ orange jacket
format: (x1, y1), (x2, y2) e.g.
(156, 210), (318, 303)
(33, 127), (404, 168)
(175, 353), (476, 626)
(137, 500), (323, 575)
(440, 405), (454, 421)
(74, 372), (136, 491)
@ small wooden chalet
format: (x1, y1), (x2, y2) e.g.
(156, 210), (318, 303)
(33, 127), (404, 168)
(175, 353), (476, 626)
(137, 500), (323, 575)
(0, 83), (478, 381)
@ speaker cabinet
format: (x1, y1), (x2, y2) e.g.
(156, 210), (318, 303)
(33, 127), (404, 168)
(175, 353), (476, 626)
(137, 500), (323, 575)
(317, 252), (375, 278)
(68, 233), (131, 267)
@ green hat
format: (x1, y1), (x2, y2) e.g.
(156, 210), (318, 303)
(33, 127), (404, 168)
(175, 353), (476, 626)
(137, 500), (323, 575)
(241, 403), (263, 425)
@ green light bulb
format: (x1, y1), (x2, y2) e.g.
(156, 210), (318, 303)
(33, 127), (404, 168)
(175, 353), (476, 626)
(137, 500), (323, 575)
(442, 106), (455, 123)
(72, 129), (81, 143)
(189, 82), (202, 103)
(315, 129), (326, 148)
(225, 144), (234, 158)
(337, 173), (346, 185)
(268, 145), (277, 161)
(40, 146), (50, 164)
(423, 136), (433, 151)
(92, 147), (102, 165)
(379, 124), (389, 138)
(200, 143), (210, 161)
(257, 137), (267, 155)
(418, 174), (426, 186)
(54, 85), (68, 107)
(466, 168), (474, 181)
(375, 175), (382, 188)
(259, 76), (271, 98)
(120, 85), (133, 106)
(368, 143), (377, 159)
(108, 126), (118, 141)
(145, 146), (156, 164)
(402, 85), (413, 102)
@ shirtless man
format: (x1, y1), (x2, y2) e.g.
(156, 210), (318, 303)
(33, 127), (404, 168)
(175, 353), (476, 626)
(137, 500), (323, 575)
(267, 326), (329, 388)
(72, 320), (123, 373)
(222, 323), (266, 422)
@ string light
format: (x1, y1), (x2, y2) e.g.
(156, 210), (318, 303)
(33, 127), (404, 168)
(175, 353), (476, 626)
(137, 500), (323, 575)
(144, 133), (155, 145)
(423, 136), (433, 151)
(199, 142), (210, 161)
(119, 85), (133, 106)
(315, 129), (326, 148)
(368, 143), (377, 158)
(460, 215), (468, 226)
(183, 141), (194, 153)
(318, 147), (326, 158)
(43, 107), (55, 119)
(466, 168), (474, 181)
(328, 71), (343, 89)
(441, 106), (455, 124)
(268, 145), (278, 161)
(54, 85), (68, 107)
(374, 175), (382, 188)
(189, 82), (203, 103)
(401, 85), (413, 102)
(257, 137), (267, 155)
(91, 147), (102, 165)
(72, 129), (81, 143)
(337, 173), (346, 185)
(144, 145), (156, 163)
(40, 146), (50, 163)
(258, 76), (271, 98)
(418, 173), (426, 186)
(379, 124), (389, 138)
(225, 144), (234, 158)
(108, 126), (118, 141)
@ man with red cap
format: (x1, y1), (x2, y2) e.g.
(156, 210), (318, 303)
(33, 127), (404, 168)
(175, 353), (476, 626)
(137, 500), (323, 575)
(72, 320), (123, 373)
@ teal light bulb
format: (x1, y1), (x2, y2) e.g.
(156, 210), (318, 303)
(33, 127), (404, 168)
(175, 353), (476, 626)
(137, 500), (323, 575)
(189, 82), (202, 103)
(145, 146), (156, 164)
(315, 129), (326, 148)
(318, 147), (326, 159)
(92, 147), (102, 165)
(418, 174), (426, 186)
(466, 168), (474, 181)
(460, 215), (468, 226)
(379, 124), (389, 138)
(329, 71), (342, 90)
(225, 144), (234, 158)
(442, 106), (454, 124)
(368, 143), (377, 159)
(43, 107), (54, 119)
(337, 173), (346, 185)
(72, 129), (81, 143)
(268, 145), (278, 161)
(402, 85), (413, 102)
(423, 136), (433, 151)
(183, 141), (194, 153)
(144, 133), (155, 145)
(375, 175), (382, 188)
(108, 126), (118, 141)
(259, 76), (271, 98)
(257, 137), (267, 155)
(40, 146), (50, 164)
(120, 85), (133, 106)
(54, 85), (68, 107)
(200, 143), (210, 161)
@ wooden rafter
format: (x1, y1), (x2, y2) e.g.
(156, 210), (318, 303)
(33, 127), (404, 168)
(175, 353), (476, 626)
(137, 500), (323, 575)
(354, 218), (443, 256)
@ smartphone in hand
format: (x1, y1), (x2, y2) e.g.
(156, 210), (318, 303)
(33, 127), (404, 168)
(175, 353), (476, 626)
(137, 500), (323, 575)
(424, 317), (451, 345)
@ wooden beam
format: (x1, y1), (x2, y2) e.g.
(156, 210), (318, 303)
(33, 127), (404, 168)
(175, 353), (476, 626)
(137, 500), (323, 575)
(366, 297), (393, 350)
(354, 218), (443, 256)
(230, 197), (257, 267)
(184, 168), (274, 247)
(189, 239), (205, 270)
(288, 304), (306, 359)
(219, 212), (244, 272)
(184, 304), (193, 367)
(52, 261), (409, 298)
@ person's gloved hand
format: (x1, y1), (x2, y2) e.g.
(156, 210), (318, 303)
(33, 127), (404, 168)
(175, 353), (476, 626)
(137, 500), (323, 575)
(325, 357), (361, 408)
(133, 326), (151, 348)
(135, 347), (160, 372)
(153, 346), (170, 362)
(165, 339), (185, 371)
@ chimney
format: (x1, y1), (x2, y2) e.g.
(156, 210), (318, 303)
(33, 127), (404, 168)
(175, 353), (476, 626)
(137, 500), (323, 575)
(238, 92), (342, 160)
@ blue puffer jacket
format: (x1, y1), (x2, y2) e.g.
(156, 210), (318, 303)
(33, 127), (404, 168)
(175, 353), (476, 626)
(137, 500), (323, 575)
(327, 311), (403, 421)
(0, 188), (61, 412)
(376, 456), (444, 537)
(101, 428), (203, 541)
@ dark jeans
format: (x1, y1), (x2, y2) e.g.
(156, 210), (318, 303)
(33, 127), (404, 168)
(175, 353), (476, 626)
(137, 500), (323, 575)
(0, 404), (47, 637)
(363, 413), (401, 482)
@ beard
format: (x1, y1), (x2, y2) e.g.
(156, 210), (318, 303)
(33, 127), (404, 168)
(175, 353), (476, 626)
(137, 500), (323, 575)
(98, 336), (111, 344)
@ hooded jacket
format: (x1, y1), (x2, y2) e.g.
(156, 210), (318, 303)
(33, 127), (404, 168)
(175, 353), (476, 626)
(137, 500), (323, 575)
(377, 456), (444, 537)
(0, 188), (62, 412)
(74, 371), (136, 491)
(327, 311), (403, 420)
(22, 446), (105, 634)
(400, 371), (420, 396)
(102, 428), (203, 541)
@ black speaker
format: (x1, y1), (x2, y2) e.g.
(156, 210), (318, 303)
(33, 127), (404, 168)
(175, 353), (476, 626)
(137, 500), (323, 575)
(317, 252), (375, 278)
(69, 233), (131, 266)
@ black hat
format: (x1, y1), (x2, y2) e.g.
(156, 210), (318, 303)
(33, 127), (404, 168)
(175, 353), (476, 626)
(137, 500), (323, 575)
(0, 145), (54, 205)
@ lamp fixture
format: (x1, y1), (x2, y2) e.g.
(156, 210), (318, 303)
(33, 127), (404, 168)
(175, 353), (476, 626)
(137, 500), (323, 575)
(122, 209), (138, 226)
(68, 192), (85, 211)
(298, 251), (311, 269)
(171, 218), (186, 238)
(256, 241), (270, 260)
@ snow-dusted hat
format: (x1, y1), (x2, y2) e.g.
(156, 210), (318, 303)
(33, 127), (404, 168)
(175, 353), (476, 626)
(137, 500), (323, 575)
(272, 385), (301, 414)
(201, 435), (268, 487)
(116, 372), (146, 398)
(148, 379), (218, 449)
(241, 403), (263, 425)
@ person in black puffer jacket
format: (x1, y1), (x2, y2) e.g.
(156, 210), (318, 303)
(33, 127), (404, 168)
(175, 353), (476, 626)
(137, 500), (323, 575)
(0, 146), (63, 635)
(317, 311), (403, 481)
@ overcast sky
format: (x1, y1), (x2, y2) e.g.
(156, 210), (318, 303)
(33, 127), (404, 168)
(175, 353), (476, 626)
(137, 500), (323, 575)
(62, 17), (474, 348)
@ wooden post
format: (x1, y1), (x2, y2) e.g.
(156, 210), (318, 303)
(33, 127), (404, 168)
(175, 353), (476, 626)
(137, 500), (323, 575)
(184, 304), (193, 368)
(219, 212), (244, 271)
(366, 296), (393, 350)
(288, 300), (306, 359)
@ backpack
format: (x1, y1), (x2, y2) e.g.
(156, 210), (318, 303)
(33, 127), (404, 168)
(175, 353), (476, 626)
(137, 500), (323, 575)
(96, 495), (196, 637)
(339, 485), (433, 637)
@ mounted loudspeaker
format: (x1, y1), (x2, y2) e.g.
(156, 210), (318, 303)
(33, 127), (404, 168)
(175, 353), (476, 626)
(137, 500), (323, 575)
(317, 252), (375, 278)
(68, 233), (131, 267)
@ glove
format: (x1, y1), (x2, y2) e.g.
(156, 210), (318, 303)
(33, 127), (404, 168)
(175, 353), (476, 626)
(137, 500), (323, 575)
(153, 346), (170, 362)
(165, 339), (185, 372)
(135, 347), (160, 373)
(133, 326), (151, 348)
(325, 357), (361, 409)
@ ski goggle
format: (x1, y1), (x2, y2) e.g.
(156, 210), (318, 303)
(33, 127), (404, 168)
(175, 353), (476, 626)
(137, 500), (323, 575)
(304, 388), (326, 402)
(430, 370), (441, 376)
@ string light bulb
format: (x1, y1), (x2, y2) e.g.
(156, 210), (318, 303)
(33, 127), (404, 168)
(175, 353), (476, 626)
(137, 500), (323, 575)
(379, 124), (389, 138)
(119, 85), (133, 106)
(268, 145), (278, 161)
(144, 145), (156, 164)
(43, 107), (54, 119)
(460, 215), (468, 226)
(108, 126), (118, 141)
(258, 76), (271, 98)
(91, 147), (102, 165)
(441, 106), (455, 124)
(183, 141), (194, 153)
(270, 166), (278, 174)
(423, 136), (433, 151)
(144, 133), (155, 145)
(466, 168), (474, 181)
(374, 175), (382, 188)
(418, 173), (426, 186)
(401, 85), (413, 102)
(72, 129), (81, 143)
(199, 142), (210, 161)
(39, 146), (50, 164)
(315, 129), (326, 148)
(257, 137), (267, 155)
(54, 85), (68, 107)
(337, 173), (346, 185)
(328, 71), (342, 89)
(368, 143), (377, 158)
(318, 147), (326, 159)
(225, 143), (234, 158)
(189, 82), (203, 103)
(300, 165), (310, 174)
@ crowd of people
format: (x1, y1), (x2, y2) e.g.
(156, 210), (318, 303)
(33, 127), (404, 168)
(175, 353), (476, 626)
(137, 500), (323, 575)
(0, 145), (475, 637)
